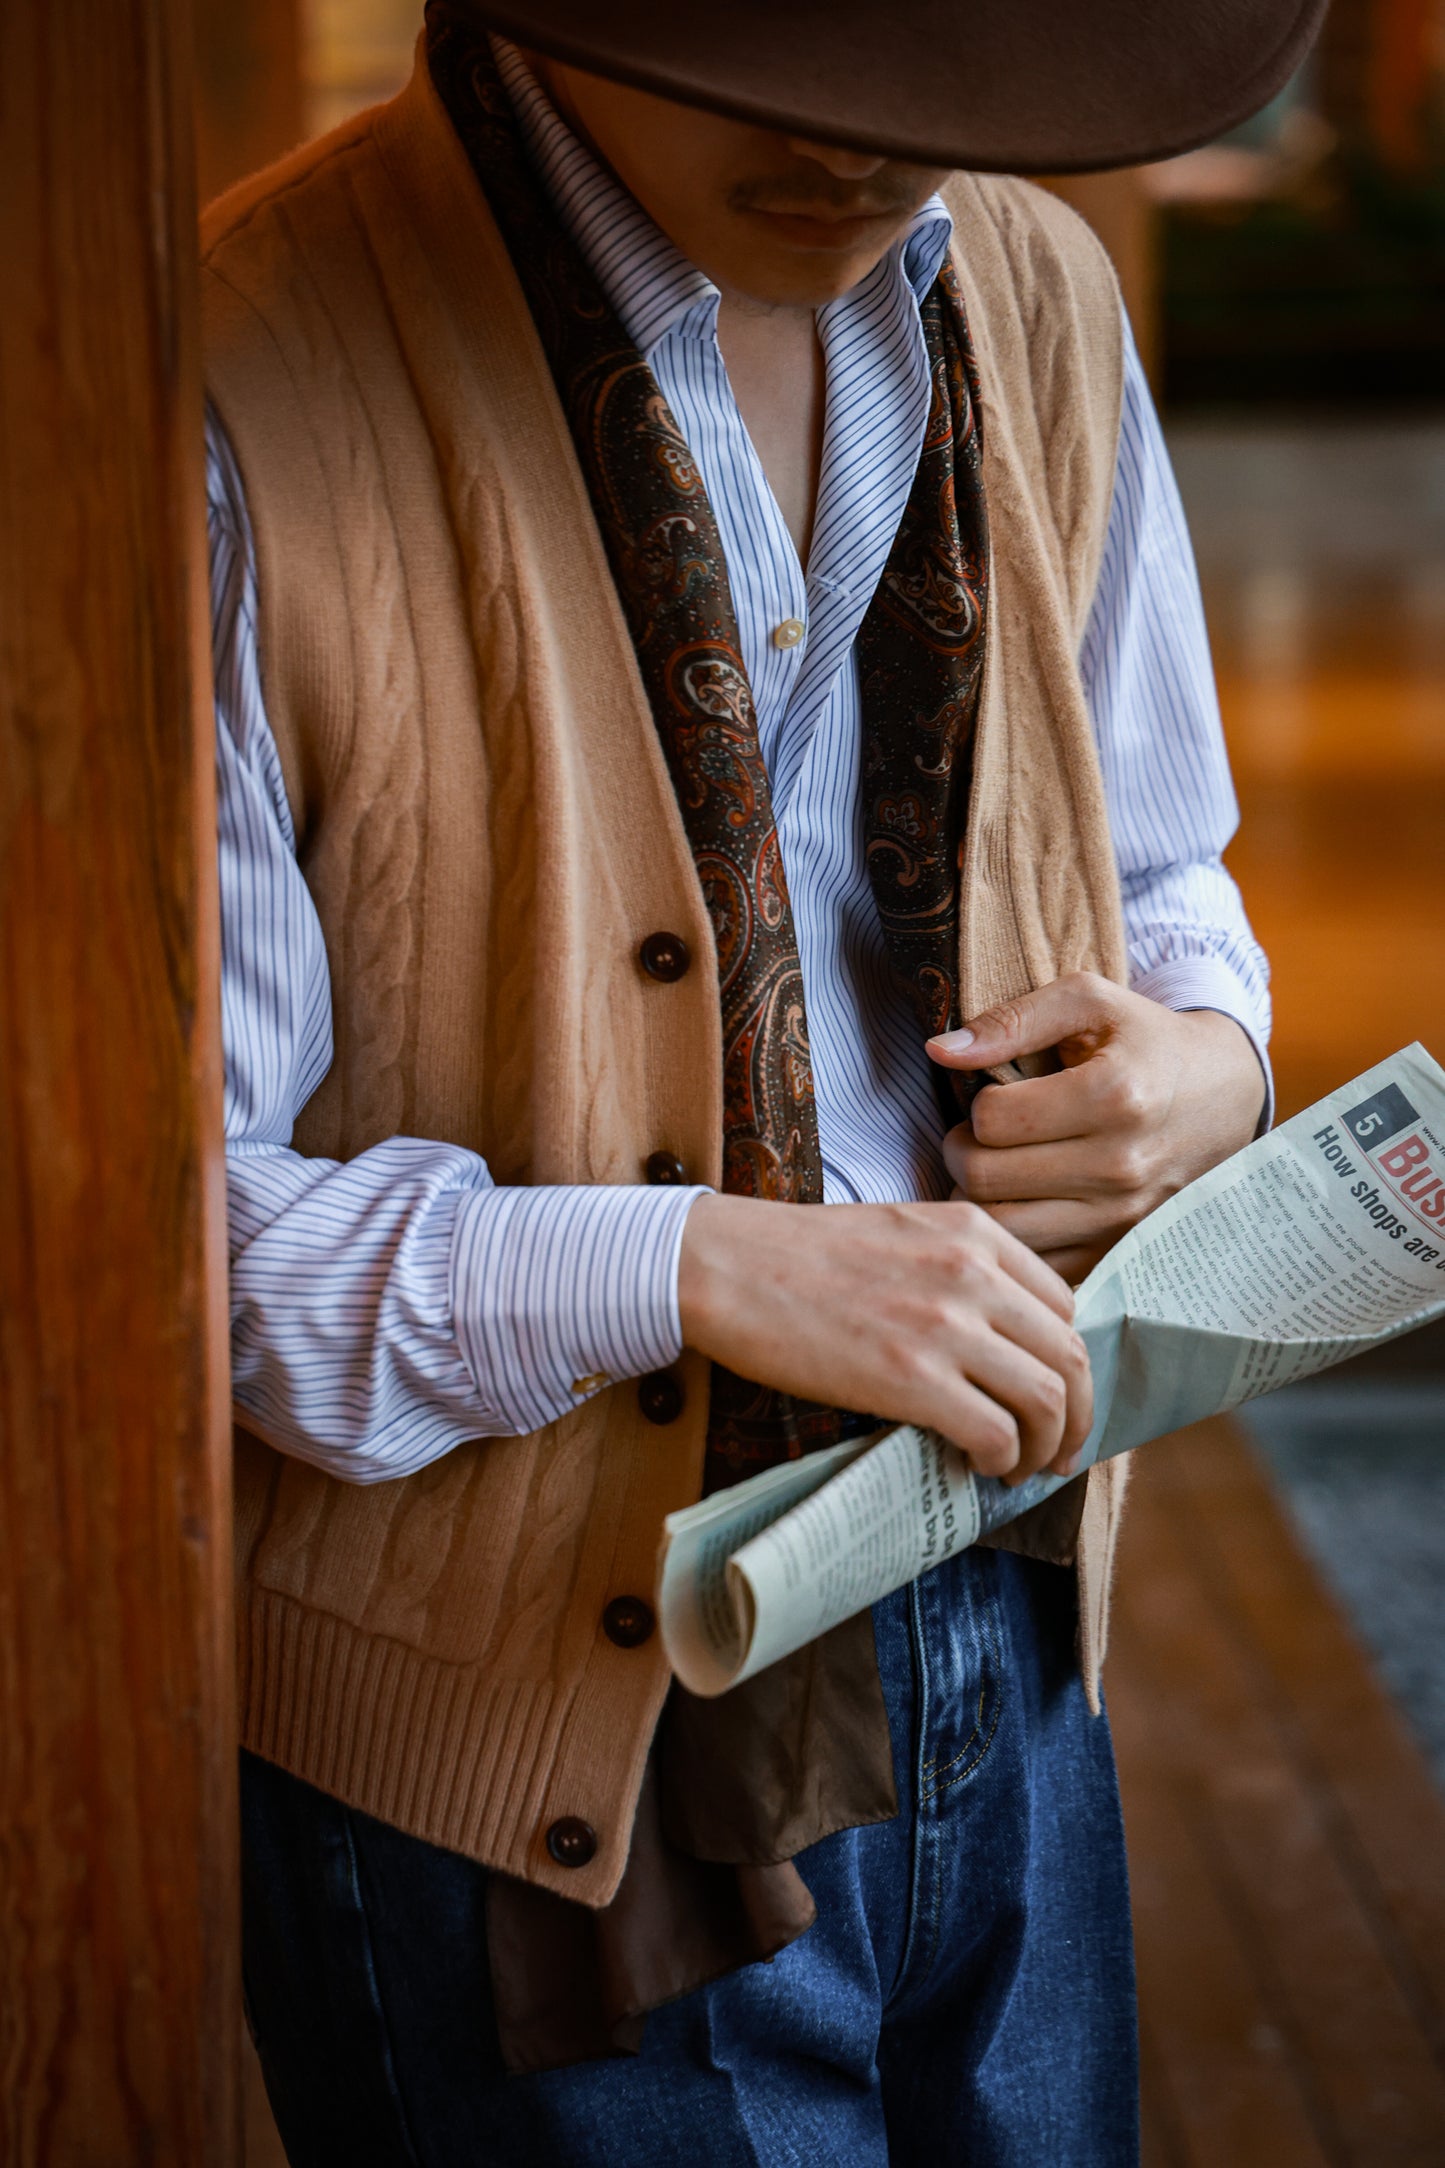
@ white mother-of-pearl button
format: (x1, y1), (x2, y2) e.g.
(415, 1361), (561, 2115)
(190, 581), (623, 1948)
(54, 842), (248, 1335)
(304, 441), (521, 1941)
(772, 617), (806, 650)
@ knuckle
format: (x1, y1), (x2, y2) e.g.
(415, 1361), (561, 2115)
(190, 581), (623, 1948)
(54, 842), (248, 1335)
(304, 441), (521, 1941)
(1105, 1141), (1147, 1190)
(945, 1243), (988, 1296)
(908, 1297), (953, 1344)
(969, 1087), (1004, 1144)
(1036, 1369), (1068, 1418)
(1108, 1072), (1149, 1125)
(882, 1336), (933, 1394)
(969, 1413), (1020, 1476)
(1020, 1375), (1067, 1441)
(956, 1159), (991, 1203)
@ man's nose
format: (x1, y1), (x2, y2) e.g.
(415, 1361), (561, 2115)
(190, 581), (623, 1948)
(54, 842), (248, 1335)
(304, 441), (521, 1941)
(785, 137), (889, 180)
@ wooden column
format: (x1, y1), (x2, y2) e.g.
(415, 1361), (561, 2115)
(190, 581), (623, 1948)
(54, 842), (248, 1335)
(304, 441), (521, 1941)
(0, 1), (238, 2162)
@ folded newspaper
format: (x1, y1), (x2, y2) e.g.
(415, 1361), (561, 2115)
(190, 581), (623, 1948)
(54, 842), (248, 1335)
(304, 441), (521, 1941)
(658, 1043), (1445, 1697)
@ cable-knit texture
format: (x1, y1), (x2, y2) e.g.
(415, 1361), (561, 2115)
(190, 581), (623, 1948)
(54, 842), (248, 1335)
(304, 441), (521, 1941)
(203, 60), (1125, 1904)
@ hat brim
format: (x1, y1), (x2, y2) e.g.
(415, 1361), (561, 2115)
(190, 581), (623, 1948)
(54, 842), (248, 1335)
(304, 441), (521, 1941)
(473, 0), (1327, 174)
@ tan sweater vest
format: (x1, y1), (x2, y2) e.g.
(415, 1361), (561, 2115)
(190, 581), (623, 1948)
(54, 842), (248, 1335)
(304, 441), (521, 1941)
(203, 55), (1130, 1908)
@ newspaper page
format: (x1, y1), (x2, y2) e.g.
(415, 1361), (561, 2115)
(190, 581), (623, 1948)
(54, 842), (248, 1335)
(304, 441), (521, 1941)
(658, 1043), (1445, 1697)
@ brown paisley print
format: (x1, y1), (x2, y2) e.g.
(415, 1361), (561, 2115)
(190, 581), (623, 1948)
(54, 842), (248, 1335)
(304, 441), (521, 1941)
(426, 8), (989, 1488)
(858, 265), (989, 1042)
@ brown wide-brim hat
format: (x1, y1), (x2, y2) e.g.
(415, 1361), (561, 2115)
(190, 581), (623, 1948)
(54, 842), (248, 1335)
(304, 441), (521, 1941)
(474, 0), (1327, 173)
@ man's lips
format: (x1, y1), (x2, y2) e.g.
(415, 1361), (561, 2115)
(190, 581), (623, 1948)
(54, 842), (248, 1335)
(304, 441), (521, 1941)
(745, 203), (898, 249)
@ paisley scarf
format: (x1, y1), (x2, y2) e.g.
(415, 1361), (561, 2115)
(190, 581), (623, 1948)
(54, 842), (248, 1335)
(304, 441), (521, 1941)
(426, 7), (989, 1490)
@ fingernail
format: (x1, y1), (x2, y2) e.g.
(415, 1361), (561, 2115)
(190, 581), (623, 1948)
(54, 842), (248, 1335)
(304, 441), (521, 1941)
(927, 1026), (975, 1053)
(1057, 1452), (1083, 1479)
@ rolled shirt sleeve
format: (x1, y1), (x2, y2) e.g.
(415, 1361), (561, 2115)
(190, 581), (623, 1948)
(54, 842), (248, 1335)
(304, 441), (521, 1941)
(210, 408), (705, 1484)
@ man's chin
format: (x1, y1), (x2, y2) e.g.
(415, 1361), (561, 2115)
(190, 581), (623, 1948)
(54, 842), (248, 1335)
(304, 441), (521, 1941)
(719, 245), (893, 310)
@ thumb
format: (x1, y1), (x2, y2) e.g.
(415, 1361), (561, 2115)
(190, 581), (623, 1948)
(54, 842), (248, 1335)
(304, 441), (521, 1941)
(926, 973), (1119, 1071)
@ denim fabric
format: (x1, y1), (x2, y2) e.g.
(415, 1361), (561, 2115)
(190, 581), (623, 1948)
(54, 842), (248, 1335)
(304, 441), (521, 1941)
(241, 1548), (1138, 2166)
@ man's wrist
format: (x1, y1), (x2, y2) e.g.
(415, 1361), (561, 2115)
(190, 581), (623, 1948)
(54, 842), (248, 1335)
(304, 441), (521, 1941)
(1132, 958), (1273, 1132)
(677, 1191), (765, 1357)
(1171, 1002), (1272, 1138)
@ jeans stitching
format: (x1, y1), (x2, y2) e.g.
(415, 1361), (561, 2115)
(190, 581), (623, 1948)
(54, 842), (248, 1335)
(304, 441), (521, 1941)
(905, 1825), (949, 1999)
(886, 1577), (933, 2006)
(920, 1598), (1004, 1804)
(925, 1687), (1004, 1802)
(919, 1686), (985, 1790)
(338, 1810), (429, 2168)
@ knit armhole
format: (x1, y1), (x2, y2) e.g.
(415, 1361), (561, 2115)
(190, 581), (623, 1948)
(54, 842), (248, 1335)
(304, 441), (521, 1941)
(201, 256), (358, 856)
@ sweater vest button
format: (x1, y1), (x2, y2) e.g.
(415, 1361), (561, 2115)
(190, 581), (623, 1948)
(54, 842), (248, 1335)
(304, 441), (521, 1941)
(602, 1595), (656, 1649)
(545, 1816), (598, 1869)
(638, 1370), (685, 1425)
(644, 1149), (687, 1186)
(639, 931), (691, 983)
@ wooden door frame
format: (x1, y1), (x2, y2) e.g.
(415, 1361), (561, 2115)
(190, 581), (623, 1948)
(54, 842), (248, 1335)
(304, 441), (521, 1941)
(1, 0), (239, 2157)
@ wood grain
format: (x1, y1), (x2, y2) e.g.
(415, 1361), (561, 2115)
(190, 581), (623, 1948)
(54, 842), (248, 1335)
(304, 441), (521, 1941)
(0, 1), (238, 2160)
(1111, 1421), (1445, 2167)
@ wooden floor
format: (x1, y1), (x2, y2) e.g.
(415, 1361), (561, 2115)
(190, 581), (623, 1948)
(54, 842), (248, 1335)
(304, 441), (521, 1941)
(1110, 1423), (1445, 2167)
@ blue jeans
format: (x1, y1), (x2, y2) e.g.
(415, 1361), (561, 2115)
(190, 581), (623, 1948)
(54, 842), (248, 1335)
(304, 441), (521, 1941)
(242, 1547), (1138, 2165)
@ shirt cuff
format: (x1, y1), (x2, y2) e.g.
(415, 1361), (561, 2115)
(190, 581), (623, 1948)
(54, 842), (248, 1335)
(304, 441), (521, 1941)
(1133, 957), (1275, 1134)
(450, 1181), (710, 1436)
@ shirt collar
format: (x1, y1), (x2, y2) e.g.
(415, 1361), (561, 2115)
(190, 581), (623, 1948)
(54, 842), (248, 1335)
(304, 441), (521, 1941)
(899, 197), (954, 303)
(491, 36), (953, 358)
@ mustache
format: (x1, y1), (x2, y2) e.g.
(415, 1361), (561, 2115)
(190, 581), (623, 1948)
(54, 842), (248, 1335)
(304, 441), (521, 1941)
(727, 171), (926, 221)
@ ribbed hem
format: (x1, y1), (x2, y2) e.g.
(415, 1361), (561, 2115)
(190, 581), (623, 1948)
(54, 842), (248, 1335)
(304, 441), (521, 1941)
(238, 1583), (670, 1902)
(240, 1588), (568, 1873)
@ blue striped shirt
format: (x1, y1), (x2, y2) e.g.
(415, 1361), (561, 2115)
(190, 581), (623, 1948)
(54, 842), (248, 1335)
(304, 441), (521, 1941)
(212, 45), (1270, 1479)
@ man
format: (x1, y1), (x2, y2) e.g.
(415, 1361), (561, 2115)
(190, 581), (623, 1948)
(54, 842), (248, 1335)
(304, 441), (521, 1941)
(207, 2), (1316, 2160)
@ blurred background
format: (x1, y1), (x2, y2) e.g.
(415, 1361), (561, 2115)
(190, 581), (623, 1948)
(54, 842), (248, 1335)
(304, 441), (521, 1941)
(193, 7), (1445, 2162)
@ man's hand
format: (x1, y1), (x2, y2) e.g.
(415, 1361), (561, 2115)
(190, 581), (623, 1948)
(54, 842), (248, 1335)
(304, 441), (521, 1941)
(928, 972), (1267, 1285)
(678, 1193), (1092, 1485)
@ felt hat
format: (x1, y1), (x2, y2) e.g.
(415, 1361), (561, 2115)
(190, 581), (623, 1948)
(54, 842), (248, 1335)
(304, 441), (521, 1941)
(472, 0), (1327, 173)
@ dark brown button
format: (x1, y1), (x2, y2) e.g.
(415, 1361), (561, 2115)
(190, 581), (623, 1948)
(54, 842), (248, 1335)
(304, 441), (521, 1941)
(545, 1816), (598, 1869)
(639, 931), (691, 983)
(638, 1370), (685, 1425)
(602, 1595), (656, 1649)
(645, 1149), (687, 1186)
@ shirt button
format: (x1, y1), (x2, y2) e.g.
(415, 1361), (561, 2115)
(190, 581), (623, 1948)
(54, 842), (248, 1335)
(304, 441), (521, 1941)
(571, 1371), (610, 1398)
(602, 1595), (656, 1648)
(638, 1370), (685, 1425)
(644, 1149), (687, 1186)
(773, 617), (805, 650)
(545, 1816), (598, 1868)
(639, 931), (691, 982)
